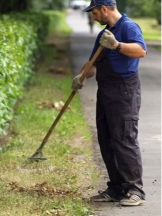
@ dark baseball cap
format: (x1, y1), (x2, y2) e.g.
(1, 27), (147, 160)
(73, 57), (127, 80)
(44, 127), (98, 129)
(84, 0), (116, 12)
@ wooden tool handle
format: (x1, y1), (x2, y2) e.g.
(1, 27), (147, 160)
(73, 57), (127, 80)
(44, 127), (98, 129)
(37, 45), (103, 150)
(79, 45), (103, 82)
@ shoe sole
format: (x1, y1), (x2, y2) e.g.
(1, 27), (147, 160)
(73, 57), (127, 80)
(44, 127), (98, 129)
(119, 200), (146, 206)
(91, 198), (119, 202)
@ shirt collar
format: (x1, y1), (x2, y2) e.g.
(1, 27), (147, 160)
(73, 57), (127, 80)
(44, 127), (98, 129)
(106, 13), (127, 30)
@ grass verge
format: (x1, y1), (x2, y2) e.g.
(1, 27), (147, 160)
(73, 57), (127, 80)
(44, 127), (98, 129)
(0, 11), (100, 216)
(133, 17), (161, 41)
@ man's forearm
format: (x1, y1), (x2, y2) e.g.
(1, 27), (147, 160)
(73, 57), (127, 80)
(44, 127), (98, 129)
(118, 43), (146, 58)
(79, 61), (96, 78)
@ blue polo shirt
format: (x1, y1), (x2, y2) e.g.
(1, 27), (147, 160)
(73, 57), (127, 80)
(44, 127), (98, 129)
(90, 14), (147, 78)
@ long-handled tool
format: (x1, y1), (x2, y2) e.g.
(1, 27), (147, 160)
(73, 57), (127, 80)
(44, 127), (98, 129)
(28, 45), (103, 162)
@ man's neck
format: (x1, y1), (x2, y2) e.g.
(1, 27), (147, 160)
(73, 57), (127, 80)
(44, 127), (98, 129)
(108, 10), (122, 28)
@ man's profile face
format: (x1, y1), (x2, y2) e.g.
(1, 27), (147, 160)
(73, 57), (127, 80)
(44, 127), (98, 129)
(92, 6), (109, 25)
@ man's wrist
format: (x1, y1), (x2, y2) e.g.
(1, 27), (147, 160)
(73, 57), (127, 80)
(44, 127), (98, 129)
(114, 42), (121, 51)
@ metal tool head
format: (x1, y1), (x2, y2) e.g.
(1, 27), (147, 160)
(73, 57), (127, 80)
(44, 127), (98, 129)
(27, 149), (47, 162)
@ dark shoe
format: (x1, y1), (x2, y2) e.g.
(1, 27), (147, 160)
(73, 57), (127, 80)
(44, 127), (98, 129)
(119, 193), (146, 206)
(90, 190), (119, 202)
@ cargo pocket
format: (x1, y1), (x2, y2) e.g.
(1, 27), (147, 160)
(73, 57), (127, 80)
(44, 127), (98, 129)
(122, 115), (139, 143)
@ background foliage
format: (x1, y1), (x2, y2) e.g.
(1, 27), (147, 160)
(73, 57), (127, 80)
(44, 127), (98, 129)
(117, 0), (161, 24)
(0, 0), (161, 25)
(0, 12), (49, 134)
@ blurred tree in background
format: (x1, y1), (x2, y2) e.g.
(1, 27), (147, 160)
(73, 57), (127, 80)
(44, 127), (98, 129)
(0, 0), (29, 13)
(0, 0), (65, 13)
(30, 0), (65, 10)
(117, 0), (161, 24)
(152, 0), (161, 24)
(0, 0), (161, 24)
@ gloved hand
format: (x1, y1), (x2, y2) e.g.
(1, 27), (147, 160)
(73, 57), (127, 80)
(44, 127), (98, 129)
(100, 29), (118, 50)
(72, 74), (86, 91)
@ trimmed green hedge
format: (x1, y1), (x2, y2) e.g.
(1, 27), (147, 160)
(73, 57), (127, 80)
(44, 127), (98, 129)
(0, 12), (49, 134)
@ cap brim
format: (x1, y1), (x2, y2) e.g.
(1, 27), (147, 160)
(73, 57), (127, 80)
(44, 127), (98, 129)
(83, 5), (96, 12)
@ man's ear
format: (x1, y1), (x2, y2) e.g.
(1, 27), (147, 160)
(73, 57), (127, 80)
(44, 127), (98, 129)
(101, 5), (108, 13)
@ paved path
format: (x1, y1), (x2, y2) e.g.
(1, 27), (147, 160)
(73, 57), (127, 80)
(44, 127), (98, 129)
(66, 9), (161, 216)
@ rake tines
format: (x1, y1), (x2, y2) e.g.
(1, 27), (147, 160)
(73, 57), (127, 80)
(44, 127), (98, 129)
(28, 149), (47, 162)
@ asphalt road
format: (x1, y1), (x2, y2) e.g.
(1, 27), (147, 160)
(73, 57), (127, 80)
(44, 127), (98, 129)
(66, 9), (161, 216)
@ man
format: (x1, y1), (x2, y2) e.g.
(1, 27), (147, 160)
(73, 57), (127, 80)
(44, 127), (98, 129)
(72, 0), (147, 206)
(88, 12), (94, 33)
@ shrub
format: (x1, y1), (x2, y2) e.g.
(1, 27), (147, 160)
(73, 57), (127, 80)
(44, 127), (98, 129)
(0, 12), (49, 134)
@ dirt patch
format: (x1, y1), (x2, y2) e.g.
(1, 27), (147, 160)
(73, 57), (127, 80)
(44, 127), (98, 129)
(8, 181), (77, 199)
(46, 34), (71, 76)
(0, 135), (9, 147)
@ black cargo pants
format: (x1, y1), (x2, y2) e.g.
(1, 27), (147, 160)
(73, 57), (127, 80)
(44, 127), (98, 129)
(95, 48), (145, 199)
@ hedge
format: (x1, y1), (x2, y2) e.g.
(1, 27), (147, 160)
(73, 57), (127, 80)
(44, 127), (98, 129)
(0, 12), (49, 134)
